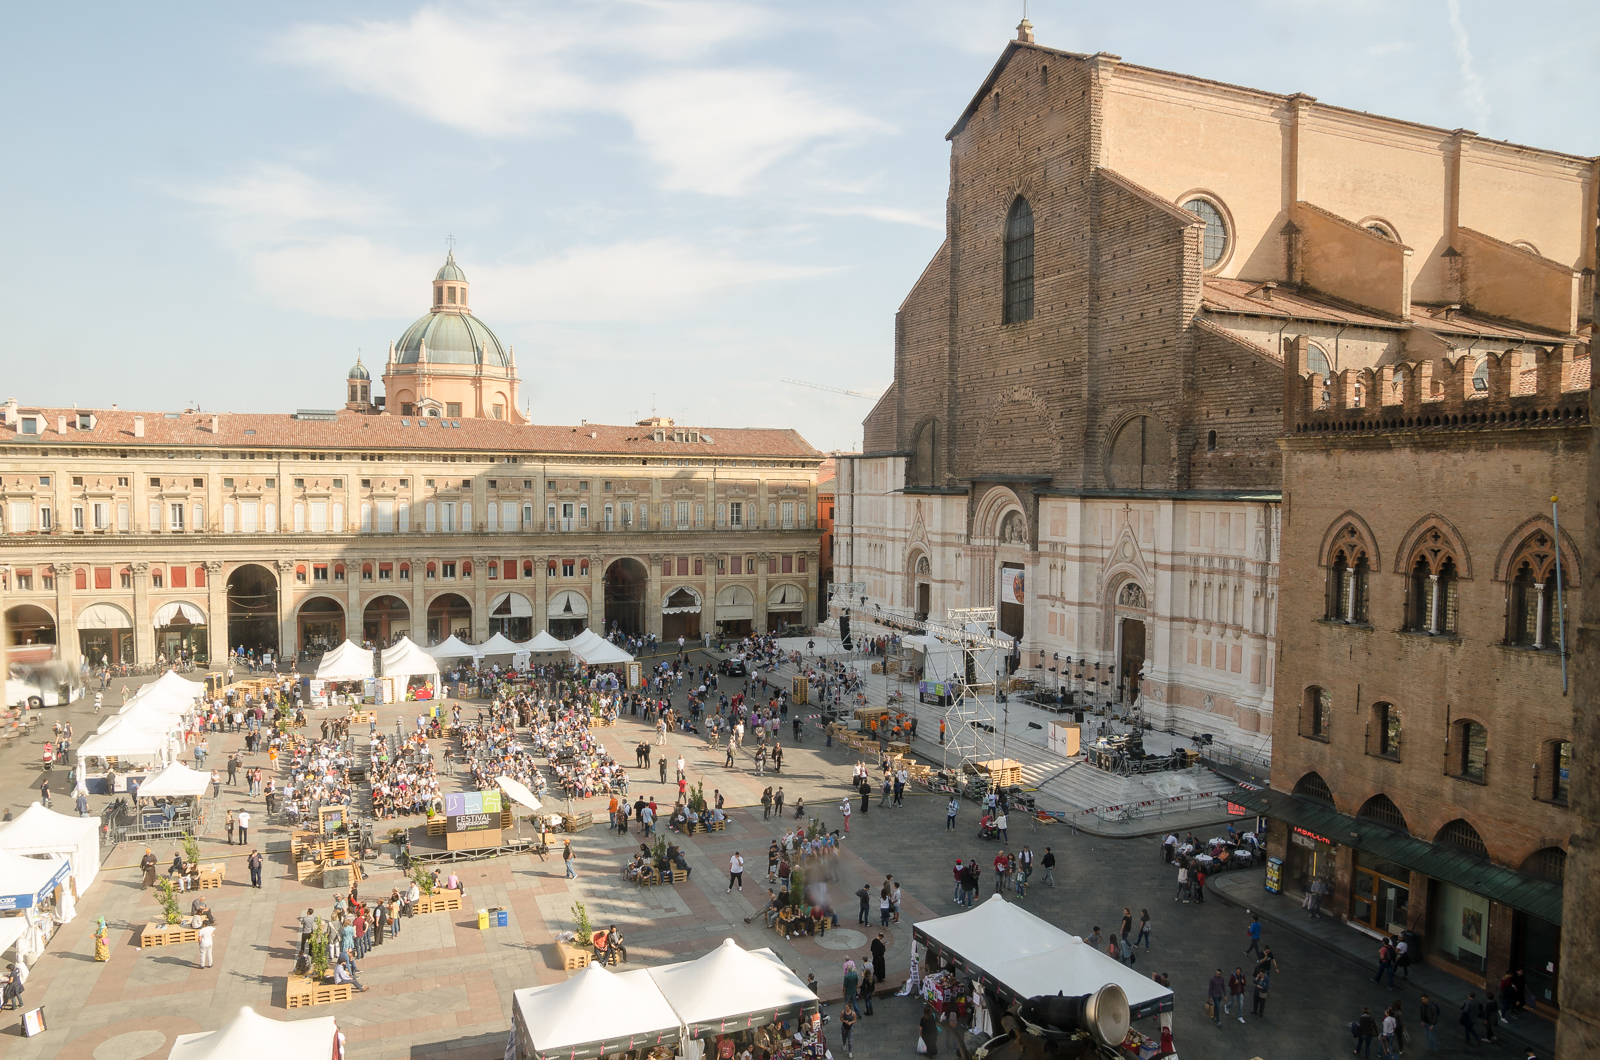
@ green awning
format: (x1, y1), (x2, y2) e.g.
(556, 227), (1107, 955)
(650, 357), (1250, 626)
(1234, 787), (1563, 925)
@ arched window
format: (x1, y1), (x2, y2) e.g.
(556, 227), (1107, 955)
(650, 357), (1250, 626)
(1437, 818), (1488, 858)
(1003, 197), (1035, 324)
(1301, 687), (1332, 739)
(1357, 794), (1408, 832)
(194, 566), (206, 588)
(1292, 771), (1334, 805)
(1181, 197), (1228, 269)
(1543, 739), (1571, 804)
(1452, 720), (1488, 781)
(1371, 702), (1401, 758)
(1326, 544), (1370, 624)
(1108, 416), (1170, 490)
(1405, 530), (1460, 635)
(1506, 530), (1565, 649)
(1522, 847), (1566, 883)
(1306, 342), (1331, 379)
(1472, 357), (1490, 393)
(1206, 429), (1217, 452)
(487, 561), (499, 580)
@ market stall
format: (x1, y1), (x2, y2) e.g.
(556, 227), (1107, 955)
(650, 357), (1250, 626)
(475, 632), (526, 663)
(134, 762), (212, 799)
(426, 635), (479, 661)
(76, 716), (174, 790)
(522, 631), (569, 654)
(379, 637), (441, 701)
(316, 640), (376, 681)
(565, 631), (634, 667)
(170, 1006), (342, 1060)
(0, 848), (74, 963)
(0, 802), (101, 900)
(510, 961), (681, 1060)
(913, 895), (1173, 1020)
(649, 939), (818, 1038)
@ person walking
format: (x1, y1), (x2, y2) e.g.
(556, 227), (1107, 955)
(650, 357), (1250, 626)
(947, 797), (959, 830)
(1244, 914), (1263, 957)
(1227, 967), (1247, 1022)
(840, 798), (851, 833)
(1041, 847), (1056, 887)
(919, 1003), (941, 1057)
(1418, 995), (1440, 1053)
(838, 1000), (859, 1057)
(1120, 908), (1134, 941)
(1354, 1007), (1378, 1058)
(197, 921), (216, 968)
(728, 852), (745, 892)
(1136, 909), (1152, 951)
(1207, 970), (1226, 1027)
(248, 848), (263, 888)
(1460, 993), (1482, 1047)
(140, 847), (158, 888)
(1372, 936), (1396, 990)
(761, 788), (773, 821)
(225, 810), (236, 846)
(1193, 866), (1206, 904)
(1176, 863), (1189, 902)
(237, 809), (250, 846)
(1251, 967), (1269, 1018)
(563, 839), (576, 879)
(870, 932), (887, 983)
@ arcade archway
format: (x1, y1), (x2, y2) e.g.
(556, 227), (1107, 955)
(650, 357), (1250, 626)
(488, 592), (533, 641)
(226, 564), (278, 657)
(297, 597), (345, 653)
(363, 595), (411, 648)
(604, 559), (648, 637)
(427, 593), (472, 645)
(5, 605), (56, 665)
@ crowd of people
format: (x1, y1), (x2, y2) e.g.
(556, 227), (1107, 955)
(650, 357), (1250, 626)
(367, 731), (441, 819)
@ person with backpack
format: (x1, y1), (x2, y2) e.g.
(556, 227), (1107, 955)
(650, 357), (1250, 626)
(1372, 937), (1396, 989)
(1226, 967), (1247, 1022)
(1353, 1007), (1378, 1058)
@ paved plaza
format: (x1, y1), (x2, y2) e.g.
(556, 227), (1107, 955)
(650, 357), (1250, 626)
(0, 662), (1554, 1059)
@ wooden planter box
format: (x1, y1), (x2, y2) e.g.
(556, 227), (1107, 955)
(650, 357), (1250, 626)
(140, 923), (198, 947)
(196, 864), (225, 889)
(413, 890), (463, 914)
(285, 974), (353, 1009)
(555, 940), (592, 971)
(587, 716), (616, 728)
(347, 710), (377, 724)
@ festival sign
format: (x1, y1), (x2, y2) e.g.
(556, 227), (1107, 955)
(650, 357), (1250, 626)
(444, 789), (503, 834)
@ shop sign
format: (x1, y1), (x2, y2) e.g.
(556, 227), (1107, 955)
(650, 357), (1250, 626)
(1294, 826), (1331, 845)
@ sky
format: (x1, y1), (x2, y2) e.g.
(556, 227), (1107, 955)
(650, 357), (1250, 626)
(4, 1), (1595, 453)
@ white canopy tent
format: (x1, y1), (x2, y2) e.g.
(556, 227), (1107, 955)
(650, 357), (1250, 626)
(134, 762), (213, 799)
(381, 637), (440, 678)
(0, 849), (71, 912)
(649, 938), (818, 1038)
(315, 639), (375, 681)
(76, 723), (172, 765)
(913, 895), (1173, 1020)
(426, 635), (479, 660)
(568, 637), (633, 666)
(129, 670), (206, 701)
(169, 1006), (340, 1060)
(522, 631), (568, 654)
(0, 919), (30, 963)
(475, 632), (525, 659)
(0, 803), (102, 898)
(494, 775), (543, 813)
(511, 962), (681, 1060)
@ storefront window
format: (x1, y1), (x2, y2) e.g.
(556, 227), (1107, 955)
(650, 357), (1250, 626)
(1283, 827), (1335, 896)
(1350, 853), (1410, 936)
(1430, 881), (1490, 972)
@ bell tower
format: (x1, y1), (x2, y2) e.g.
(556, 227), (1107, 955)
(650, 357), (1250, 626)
(345, 355), (374, 413)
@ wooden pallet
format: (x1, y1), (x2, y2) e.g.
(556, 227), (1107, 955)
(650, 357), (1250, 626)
(977, 759), (1024, 788)
(285, 975), (354, 1008)
(140, 923), (198, 947)
(413, 890), (463, 914)
(555, 940), (592, 971)
(196, 867), (224, 890)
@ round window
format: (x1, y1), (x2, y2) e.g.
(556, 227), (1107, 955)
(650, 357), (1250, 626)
(1182, 198), (1228, 268)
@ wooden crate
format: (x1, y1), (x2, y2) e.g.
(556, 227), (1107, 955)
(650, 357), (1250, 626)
(347, 710), (377, 724)
(978, 759), (1024, 788)
(196, 865), (224, 890)
(426, 817), (445, 836)
(413, 890), (463, 914)
(285, 975), (353, 1009)
(555, 940), (592, 971)
(140, 923), (198, 947)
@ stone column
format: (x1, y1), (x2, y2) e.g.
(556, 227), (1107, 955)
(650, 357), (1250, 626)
(409, 560), (427, 644)
(275, 560), (296, 657)
(52, 563), (78, 666)
(703, 552), (718, 640)
(348, 561), (363, 645)
(129, 562), (152, 664)
(588, 554), (604, 635)
(805, 550), (820, 626)
(532, 555), (547, 635)
(204, 561), (225, 664)
(755, 552), (770, 633)
(646, 554), (663, 639)
(473, 555), (490, 642)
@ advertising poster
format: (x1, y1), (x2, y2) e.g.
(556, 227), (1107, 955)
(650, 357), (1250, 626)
(1264, 856), (1283, 894)
(445, 790), (503, 834)
(1000, 567), (1026, 605)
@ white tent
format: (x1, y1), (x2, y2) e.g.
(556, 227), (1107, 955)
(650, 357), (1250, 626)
(134, 761), (213, 799)
(381, 637), (440, 678)
(0, 849), (71, 912)
(426, 635), (479, 660)
(494, 775), (543, 813)
(316, 639), (375, 681)
(511, 962), (681, 1060)
(76, 722), (172, 764)
(475, 632), (525, 659)
(169, 1006), (340, 1060)
(566, 629), (605, 652)
(569, 639), (633, 666)
(913, 895), (1173, 1020)
(129, 671), (205, 703)
(0, 918), (30, 961)
(0, 803), (102, 897)
(649, 939), (818, 1037)
(522, 630), (569, 654)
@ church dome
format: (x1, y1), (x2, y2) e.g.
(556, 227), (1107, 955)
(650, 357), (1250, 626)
(347, 358), (370, 380)
(395, 311), (508, 367)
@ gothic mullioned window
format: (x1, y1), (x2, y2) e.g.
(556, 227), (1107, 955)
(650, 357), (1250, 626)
(1003, 197), (1034, 324)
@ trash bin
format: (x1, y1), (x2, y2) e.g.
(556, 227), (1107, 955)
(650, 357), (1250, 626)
(477, 908), (489, 930)
(495, 909), (509, 928)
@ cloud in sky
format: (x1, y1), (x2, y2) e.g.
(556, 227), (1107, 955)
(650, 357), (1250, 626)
(275, 1), (883, 198)
(1445, 0), (1491, 132)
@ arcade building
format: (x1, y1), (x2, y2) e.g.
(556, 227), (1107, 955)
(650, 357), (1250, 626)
(0, 254), (824, 666)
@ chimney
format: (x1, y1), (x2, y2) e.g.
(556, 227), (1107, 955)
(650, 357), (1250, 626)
(211, 414), (219, 434)
(1016, 18), (1034, 43)
(133, 416), (145, 438)
(2, 398), (16, 427)
(57, 415), (66, 435)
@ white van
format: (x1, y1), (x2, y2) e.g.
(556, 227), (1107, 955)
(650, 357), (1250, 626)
(5, 662), (83, 708)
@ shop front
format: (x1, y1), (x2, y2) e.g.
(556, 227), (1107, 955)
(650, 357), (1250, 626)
(1428, 880), (1490, 974)
(153, 601), (208, 664)
(547, 591), (588, 641)
(660, 587), (701, 642)
(77, 602), (134, 667)
(1283, 824), (1336, 897)
(1352, 852), (1412, 937)
(766, 583), (804, 632)
(714, 584), (754, 638)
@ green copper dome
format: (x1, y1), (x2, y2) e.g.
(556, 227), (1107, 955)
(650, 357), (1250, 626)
(347, 359), (370, 380)
(435, 250), (467, 283)
(395, 310), (507, 367)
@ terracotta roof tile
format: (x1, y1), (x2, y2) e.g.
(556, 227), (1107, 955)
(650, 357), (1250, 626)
(0, 407), (822, 460)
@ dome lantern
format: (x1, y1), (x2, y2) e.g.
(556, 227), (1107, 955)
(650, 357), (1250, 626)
(432, 250), (469, 312)
(344, 354), (373, 412)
